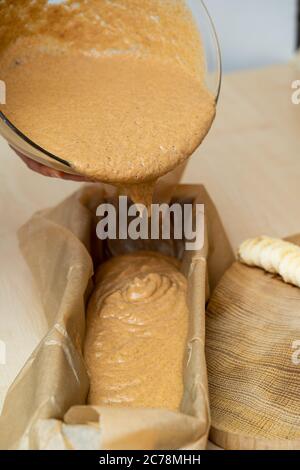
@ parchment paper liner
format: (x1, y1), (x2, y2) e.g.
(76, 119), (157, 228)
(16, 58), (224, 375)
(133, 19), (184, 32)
(0, 184), (233, 450)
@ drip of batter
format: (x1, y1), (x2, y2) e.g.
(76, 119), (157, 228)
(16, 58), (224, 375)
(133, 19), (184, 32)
(0, 0), (216, 205)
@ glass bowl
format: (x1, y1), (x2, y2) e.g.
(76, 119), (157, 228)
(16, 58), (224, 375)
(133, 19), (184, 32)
(0, 0), (221, 178)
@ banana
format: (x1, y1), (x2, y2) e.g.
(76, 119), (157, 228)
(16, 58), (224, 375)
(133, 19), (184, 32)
(238, 236), (300, 288)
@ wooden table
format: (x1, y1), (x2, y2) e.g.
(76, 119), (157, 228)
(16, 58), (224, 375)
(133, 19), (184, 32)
(0, 63), (299, 439)
(185, 62), (300, 249)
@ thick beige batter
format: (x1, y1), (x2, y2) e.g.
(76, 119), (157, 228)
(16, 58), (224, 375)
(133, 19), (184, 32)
(0, 0), (215, 205)
(84, 252), (189, 410)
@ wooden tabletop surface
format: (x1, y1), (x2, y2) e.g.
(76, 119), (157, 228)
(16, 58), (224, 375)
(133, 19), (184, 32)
(184, 62), (300, 249)
(0, 62), (299, 442)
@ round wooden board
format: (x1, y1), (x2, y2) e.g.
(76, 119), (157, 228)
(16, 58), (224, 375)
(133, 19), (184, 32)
(206, 235), (300, 450)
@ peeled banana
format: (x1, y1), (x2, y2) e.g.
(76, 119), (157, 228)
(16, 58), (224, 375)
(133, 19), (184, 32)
(238, 236), (300, 288)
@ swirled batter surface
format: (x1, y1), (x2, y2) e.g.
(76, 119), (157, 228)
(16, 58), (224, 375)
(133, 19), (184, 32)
(84, 252), (189, 411)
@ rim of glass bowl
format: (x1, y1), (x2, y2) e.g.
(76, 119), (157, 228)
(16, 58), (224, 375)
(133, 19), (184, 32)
(0, 0), (222, 170)
(200, 0), (222, 102)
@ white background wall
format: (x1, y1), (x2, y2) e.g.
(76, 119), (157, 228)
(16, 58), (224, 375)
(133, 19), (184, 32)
(49, 0), (298, 73)
(204, 0), (298, 72)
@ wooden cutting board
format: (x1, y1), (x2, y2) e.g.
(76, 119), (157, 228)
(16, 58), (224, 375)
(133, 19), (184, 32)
(206, 235), (300, 450)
